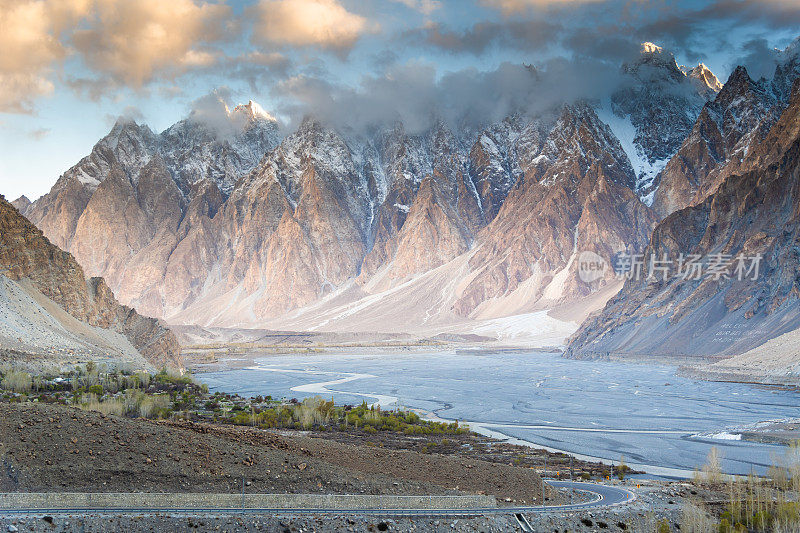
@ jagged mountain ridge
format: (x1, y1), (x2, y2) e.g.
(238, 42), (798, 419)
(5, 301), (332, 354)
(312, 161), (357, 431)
(601, 42), (722, 203)
(26, 100), (280, 251)
(14, 45), (744, 331)
(567, 80), (800, 359)
(653, 38), (800, 219)
(454, 103), (657, 319)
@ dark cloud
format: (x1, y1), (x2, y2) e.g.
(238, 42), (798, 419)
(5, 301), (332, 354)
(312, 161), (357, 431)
(271, 57), (622, 135)
(700, 0), (800, 29)
(65, 76), (121, 102)
(732, 38), (781, 80)
(562, 30), (642, 63)
(208, 52), (294, 93)
(370, 49), (401, 70)
(402, 19), (561, 55)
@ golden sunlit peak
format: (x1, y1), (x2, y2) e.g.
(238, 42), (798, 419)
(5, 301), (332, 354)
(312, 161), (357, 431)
(640, 42), (663, 54)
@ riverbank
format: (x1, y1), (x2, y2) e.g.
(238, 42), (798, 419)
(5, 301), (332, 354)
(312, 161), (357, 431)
(3, 356), (799, 531)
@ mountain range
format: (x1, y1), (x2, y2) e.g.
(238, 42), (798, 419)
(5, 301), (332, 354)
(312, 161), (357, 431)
(568, 53), (800, 361)
(11, 38), (800, 364)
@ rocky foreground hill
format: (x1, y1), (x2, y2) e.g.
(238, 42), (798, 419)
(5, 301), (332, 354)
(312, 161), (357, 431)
(0, 195), (181, 370)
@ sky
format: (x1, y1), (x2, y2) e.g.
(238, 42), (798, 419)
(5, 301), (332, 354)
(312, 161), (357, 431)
(1, 0), (799, 202)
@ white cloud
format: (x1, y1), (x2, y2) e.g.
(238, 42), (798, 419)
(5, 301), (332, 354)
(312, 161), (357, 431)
(250, 0), (377, 53)
(71, 0), (232, 87)
(0, 0), (233, 111)
(0, 0), (90, 113)
(0, 73), (55, 114)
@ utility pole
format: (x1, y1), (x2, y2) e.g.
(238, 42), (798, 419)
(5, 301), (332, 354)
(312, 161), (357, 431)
(570, 455), (574, 505)
(542, 454), (547, 507)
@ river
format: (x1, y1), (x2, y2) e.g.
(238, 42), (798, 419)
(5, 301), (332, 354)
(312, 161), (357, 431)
(197, 350), (800, 477)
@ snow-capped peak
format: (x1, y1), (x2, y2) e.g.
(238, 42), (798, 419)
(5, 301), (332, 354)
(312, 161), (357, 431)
(233, 100), (276, 122)
(689, 63), (723, 93)
(779, 36), (800, 63)
(641, 42), (663, 54)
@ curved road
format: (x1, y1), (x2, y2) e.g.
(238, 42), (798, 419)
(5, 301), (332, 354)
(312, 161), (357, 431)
(0, 482), (635, 517)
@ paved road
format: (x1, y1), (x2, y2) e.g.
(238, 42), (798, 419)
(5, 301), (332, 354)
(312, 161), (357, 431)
(522, 480), (636, 513)
(0, 482), (635, 517)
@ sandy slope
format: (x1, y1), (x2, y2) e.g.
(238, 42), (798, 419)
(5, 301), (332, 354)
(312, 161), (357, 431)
(0, 275), (151, 371)
(181, 251), (613, 348)
(697, 327), (800, 380)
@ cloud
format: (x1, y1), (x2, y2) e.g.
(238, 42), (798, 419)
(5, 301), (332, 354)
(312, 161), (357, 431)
(0, 0), (237, 110)
(0, 73), (56, 114)
(272, 57), (621, 135)
(481, 0), (607, 15)
(404, 20), (561, 55)
(0, 0), (90, 113)
(71, 0), (233, 87)
(185, 88), (281, 138)
(249, 0), (377, 54)
(64, 76), (112, 102)
(187, 89), (235, 128)
(391, 0), (441, 16)
(27, 128), (52, 140)
(192, 51), (295, 94)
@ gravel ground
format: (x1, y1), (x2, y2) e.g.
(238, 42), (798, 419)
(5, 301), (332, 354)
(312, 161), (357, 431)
(0, 402), (556, 504)
(0, 402), (718, 532)
(0, 514), (517, 533)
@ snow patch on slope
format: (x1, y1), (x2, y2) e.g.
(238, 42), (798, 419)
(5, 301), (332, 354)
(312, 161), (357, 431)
(596, 100), (668, 205)
(471, 311), (578, 346)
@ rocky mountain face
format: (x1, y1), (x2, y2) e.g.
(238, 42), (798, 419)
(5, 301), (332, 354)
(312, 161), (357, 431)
(25, 99), (280, 251)
(22, 100), (281, 318)
(10, 195), (31, 216)
(567, 81), (800, 358)
(12, 45), (748, 331)
(0, 196), (181, 369)
(652, 39), (800, 219)
(454, 104), (657, 318)
(600, 43), (721, 203)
